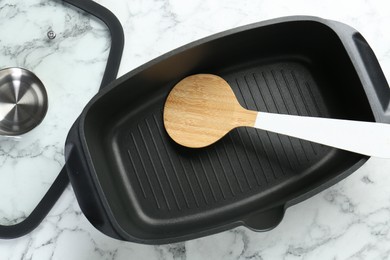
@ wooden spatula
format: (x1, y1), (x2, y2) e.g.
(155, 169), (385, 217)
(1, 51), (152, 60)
(163, 74), (390, 158)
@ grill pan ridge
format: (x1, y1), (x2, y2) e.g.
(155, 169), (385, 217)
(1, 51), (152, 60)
(65, 16), (390, 244)
(119, 63), (329, 213)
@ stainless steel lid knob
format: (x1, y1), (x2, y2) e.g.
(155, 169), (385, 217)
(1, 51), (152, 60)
(0, 68), (48, 135)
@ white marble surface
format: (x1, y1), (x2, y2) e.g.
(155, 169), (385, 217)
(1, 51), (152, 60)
(1, 0), (390, 259)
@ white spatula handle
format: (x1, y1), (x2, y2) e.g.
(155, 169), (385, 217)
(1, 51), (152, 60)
(254, 112), (390, 158)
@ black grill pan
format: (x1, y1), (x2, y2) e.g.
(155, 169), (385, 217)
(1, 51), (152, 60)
(65, 16), (390, 244)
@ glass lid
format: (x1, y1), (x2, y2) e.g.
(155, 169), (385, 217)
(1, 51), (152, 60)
(0, 0), (111, 225)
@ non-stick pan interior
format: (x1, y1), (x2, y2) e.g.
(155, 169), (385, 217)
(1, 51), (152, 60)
(83, 20), (373, 241)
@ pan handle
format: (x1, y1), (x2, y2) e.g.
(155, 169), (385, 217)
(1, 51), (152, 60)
(329, 20), (390, 122)
(242, 207), (285, 232)
(0, 0), (124, 239)
(353, 32), (390, 118)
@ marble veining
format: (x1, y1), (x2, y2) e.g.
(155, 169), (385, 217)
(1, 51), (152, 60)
(0, 0), (390, 259)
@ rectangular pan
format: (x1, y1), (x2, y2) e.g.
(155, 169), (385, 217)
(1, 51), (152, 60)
(65, 16), (390, 244)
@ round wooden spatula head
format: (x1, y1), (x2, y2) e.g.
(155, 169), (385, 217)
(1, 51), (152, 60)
(163, 74), (257, 148)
